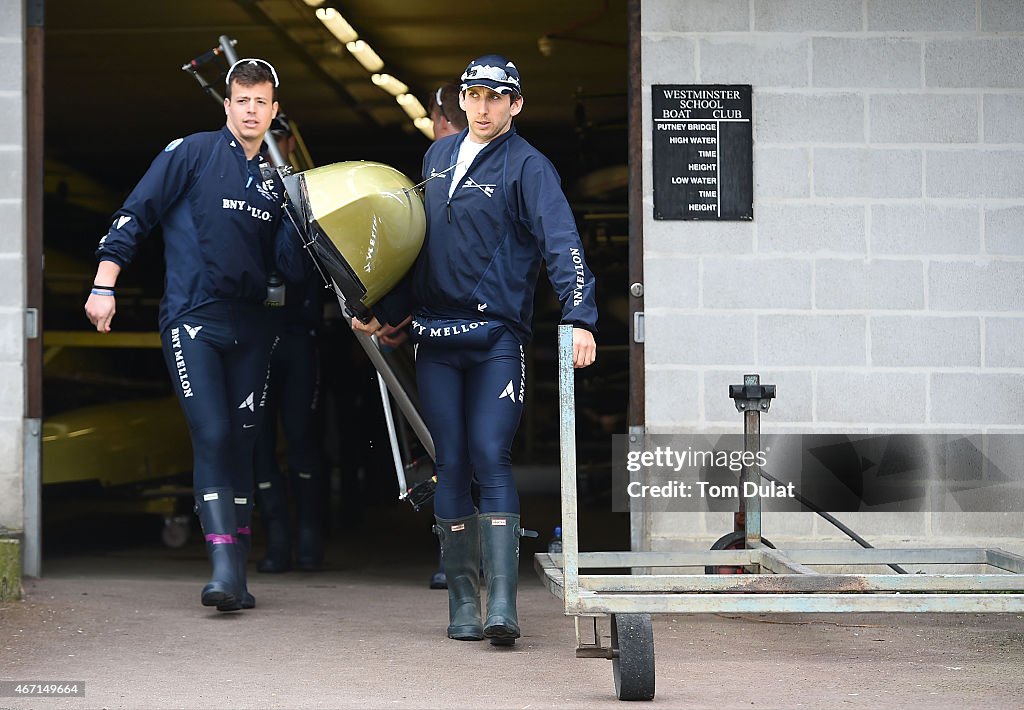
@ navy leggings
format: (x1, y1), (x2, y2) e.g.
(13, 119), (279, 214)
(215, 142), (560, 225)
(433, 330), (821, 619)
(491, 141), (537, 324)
(254, 328), (321, 491)
(416, 330), (526, 518)
(161, 301), (272, 497)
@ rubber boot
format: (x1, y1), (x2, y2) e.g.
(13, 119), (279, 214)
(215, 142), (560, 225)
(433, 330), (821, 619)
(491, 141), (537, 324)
(294, 470), (324, 571)
(481, 513), (536, 645)
(256, 480), (292, 573)
(234, 495), (256, 609)
(194, 487), (242, 612)
(429, 540), (447, 590)
(433, 514), (483, 641)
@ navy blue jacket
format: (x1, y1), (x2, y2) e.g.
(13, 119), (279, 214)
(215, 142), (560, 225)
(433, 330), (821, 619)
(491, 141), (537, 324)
(378, 126), (598, 344)
(270, 274), (323, 336)
(96, 126), (305, 332)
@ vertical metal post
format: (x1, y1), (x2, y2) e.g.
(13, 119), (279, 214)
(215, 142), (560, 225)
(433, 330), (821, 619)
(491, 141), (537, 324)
(349, 319), (435, 462)
(557, 325), (580, 612)
(742, 375), (762, 548)
(730, 375), (775, 555)
(628, 424), (649, 574)
(371, 334), (408, 497)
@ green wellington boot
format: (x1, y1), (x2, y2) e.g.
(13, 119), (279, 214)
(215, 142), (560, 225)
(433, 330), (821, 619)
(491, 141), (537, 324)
(481, 513), (537, 646)
(433, 513), (483, 641)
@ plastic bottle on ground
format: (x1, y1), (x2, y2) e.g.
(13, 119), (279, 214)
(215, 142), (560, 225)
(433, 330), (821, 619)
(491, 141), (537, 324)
(547, 525), (562, 554)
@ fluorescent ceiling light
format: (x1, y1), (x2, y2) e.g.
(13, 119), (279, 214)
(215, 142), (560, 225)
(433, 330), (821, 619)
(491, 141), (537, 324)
(414, 116), (435, 140)
(371, 73), (409, 97)
(303, 0), (325, 7)
(316, 8), (358, 44)
(396, 93), (427, 120)
(345, 40), (385, 72)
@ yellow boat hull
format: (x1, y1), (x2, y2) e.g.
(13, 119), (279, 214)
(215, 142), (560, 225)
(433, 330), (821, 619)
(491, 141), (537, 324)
(43, 396), (192, 488)
(284, 161), (425, 318)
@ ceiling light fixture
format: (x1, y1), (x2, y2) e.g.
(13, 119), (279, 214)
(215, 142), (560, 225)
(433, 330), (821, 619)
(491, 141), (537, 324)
(371, 73), (409, 97)
(414, 117), (435, 140)
(316, 8), (358, 44)
(345, 40), (384, 73)
(308, 5), (428, 139)
(396, 93), (427, 120)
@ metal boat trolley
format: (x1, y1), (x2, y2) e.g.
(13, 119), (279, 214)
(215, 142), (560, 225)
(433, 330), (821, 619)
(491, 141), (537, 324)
(534, 325), (1024, 701)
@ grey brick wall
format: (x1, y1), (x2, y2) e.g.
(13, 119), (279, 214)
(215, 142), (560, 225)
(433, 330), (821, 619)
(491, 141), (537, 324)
(987, 206), (1024, 255)
(0, 5), (23, 532)
(642, 1), (1024, 544)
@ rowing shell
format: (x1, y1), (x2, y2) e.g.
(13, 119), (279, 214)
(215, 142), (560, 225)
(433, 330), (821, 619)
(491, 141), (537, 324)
(283, 160), (425, 319)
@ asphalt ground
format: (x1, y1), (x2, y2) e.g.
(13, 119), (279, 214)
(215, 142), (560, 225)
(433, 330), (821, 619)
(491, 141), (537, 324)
(2, 495), (1024, 710)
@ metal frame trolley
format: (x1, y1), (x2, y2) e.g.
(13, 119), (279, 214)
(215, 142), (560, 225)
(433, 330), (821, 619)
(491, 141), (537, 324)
(534, 324), (1024, 701)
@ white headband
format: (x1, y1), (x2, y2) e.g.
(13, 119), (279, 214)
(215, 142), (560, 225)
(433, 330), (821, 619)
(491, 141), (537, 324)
(225, 58), (280, 88)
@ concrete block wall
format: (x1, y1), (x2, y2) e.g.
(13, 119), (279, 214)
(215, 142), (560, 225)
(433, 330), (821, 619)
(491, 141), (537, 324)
(0, 2), (24, 535)
(0, 537), (21, 600)
(640, 0), (1024, 547)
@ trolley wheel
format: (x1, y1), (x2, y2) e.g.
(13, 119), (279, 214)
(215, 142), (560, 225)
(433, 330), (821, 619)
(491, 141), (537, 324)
(610, 613), (655, 701)
(161, 515), (192, 548)
(704, 531), (775, 575)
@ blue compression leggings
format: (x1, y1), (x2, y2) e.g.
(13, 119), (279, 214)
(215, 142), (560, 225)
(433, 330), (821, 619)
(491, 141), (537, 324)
(161, 301), (272, 497)
(254, 329), (321, 491)
(416, 331), (526, 519)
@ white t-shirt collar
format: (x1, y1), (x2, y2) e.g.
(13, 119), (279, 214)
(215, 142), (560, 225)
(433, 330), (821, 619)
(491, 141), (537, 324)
(449, 137), (488, 198)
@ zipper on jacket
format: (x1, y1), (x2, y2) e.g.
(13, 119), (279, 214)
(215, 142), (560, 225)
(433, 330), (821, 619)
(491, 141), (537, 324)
(440, 128), (511, 225)
(446, 140), (460, 225)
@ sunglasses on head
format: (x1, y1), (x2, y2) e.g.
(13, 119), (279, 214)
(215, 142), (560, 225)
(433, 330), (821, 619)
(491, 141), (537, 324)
(226, 58), (280, 87)
(434, 87), (450, 122)
(462, 64), (519, 88)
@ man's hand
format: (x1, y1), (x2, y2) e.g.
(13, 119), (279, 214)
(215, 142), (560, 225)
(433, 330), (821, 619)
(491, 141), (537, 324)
(85, 293), (116, 333)
(572, 327), (596, 368)
(378, 316), (411, 348)
(86, 260), (121, 333)
(351, 315), (382, 335)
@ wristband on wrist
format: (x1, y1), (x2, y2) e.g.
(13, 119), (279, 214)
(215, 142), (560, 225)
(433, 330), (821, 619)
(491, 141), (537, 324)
(90, 288), (115, 297)
(93, 283), (116, 289)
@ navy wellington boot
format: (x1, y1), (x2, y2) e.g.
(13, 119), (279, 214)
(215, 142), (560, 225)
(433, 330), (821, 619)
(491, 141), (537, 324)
(234, 495), (256, 609)
(194, 487), (243, 612)
(256, 479), (292, 573)
(433, 514), (483, 640)
(293, 470), (324, 571)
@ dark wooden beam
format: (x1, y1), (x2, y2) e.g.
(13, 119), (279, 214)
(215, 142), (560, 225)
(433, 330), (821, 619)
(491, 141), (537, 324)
(26, 0), (44, 420)
(627, 0), (644, 429)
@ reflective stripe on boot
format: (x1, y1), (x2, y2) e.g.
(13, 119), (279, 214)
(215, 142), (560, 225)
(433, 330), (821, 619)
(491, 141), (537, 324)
(481, 513), (536, 645)
(195, 487), (242, 612)
(234, 496), (256, 609)
(434, 514), (483, 641)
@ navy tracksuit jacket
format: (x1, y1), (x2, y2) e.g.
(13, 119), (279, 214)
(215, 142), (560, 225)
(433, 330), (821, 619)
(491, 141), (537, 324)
(95, 126), (307, 495)
(378, 125), (599, 518)
(378, 126), (598, 342)
(96, 126), (304, 333)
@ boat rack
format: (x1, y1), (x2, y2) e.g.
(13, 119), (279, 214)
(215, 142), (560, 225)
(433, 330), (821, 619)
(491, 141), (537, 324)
(535, 324), (1024, 701)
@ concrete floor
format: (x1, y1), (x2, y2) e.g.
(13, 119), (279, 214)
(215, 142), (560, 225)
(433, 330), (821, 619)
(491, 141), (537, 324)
(2, 498), (1024, 709)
